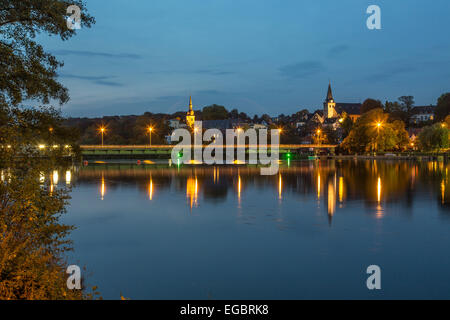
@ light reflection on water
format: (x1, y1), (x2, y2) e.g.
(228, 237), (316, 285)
(49, 160), (450, 299)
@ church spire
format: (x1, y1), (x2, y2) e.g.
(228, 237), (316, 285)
(189, 96), (193, 112)
(326, 82), (334, 102)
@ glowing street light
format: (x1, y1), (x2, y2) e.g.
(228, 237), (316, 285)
(316, 129), (322, 146)
(374, 121), (383, 153)
(147, 126), (153, 145)
(99, 126), (106, 146)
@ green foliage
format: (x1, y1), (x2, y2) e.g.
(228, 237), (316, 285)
(418, 123), (450, 151)
(0, 0), (95, 106)
(0, 105), (87, 300)
(341, 108), (410, 153)
(340, 112), (353, 139)
(323, 126), (340, 145)
(201, 104), (229, 120)
(71, 114), (171, 145)
(361, 99), (383, 114)
(0, 1), (95, 299)
(435, 93), (450, 121)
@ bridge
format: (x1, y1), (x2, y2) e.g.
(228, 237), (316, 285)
(80, 144), (337, 160)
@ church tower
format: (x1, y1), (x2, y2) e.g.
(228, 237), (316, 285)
(186, 96), (195, 128)
(323, 82), (338, 118)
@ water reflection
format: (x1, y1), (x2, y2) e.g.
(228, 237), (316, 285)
(186, 177), (198, 209)
(66, 170), (71, 185)
(148, 177), (153, 201)
(100, 174), (106, 201)
(58, 160), (450, 299)
(41, 160), (450, 219)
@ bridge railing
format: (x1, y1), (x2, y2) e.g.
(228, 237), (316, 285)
(80, 144), (337, 149)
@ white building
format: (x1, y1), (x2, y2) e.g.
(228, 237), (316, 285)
(411, 106), (435, 124)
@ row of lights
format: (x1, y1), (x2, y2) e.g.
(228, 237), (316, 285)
(38, 144), (71, 149)
(2, 144), (71, 149)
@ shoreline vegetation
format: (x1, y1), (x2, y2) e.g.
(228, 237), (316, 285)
(0, 0), (95, 300)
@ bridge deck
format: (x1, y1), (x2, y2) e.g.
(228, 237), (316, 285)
(81, 144), (337, 149)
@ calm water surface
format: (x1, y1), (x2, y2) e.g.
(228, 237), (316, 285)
(62, 160), (450, 299)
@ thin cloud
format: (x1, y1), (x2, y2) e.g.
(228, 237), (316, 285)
(364, 64), (416, 82)
(59, 73), (124, 87)
(53, 50), (141, 59)
(145, 68), (235, 76)
(194, 69), (235, 76)
(279, 61), (325, 79)
(327, 44), (350, 58)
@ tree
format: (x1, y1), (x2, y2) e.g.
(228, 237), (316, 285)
(0, 2), (96, 299)
(0, 105), (90, 299)
(435, 93), (450, 121)
(0, 1), (95, 106)
(323, 126), (339, 145)
(398, 96), (415, 113)
(261, 114), (272, 124)
(418, 123), (450, 151)
(202, 104), (228, 120)
(339, 112), (353, 139)
(341, 108), (410, 153)
(384, 100), (403, 113)
(361, 99), (383, 114)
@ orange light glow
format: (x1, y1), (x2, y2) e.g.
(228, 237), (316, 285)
(148, 178), (153, 200)
(186, 177), (198, 209)
(377, 177), (381, 203)
(100, 174), (106, 200)
(278, 174), (282, 200)
(339, 176), (344, 203)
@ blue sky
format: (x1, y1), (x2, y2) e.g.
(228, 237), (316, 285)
(41, 0), (450, 117)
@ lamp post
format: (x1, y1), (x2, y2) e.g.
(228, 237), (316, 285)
(375, 122), (383, 153)
(316, 129), (321, 146)
(148, 127), (153, 146)
(99, 127), (106, 147)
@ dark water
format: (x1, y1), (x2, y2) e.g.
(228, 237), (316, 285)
(61, 160), (450, 299)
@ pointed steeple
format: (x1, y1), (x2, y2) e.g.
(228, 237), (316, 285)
(326, 82), (334, 102)
(186, 96), (195, 127)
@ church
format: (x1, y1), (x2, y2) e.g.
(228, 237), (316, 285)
(186, 96), (195, 128)
(323, 83), (361, 122)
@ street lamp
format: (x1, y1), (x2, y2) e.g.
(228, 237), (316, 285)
(147, 126), (153, 146)
(374, 121), (383, 153)
(316, 129), (322, 146)
(99, 127), (106, 146)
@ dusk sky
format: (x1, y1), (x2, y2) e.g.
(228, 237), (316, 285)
(41, 0), (449, 117)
